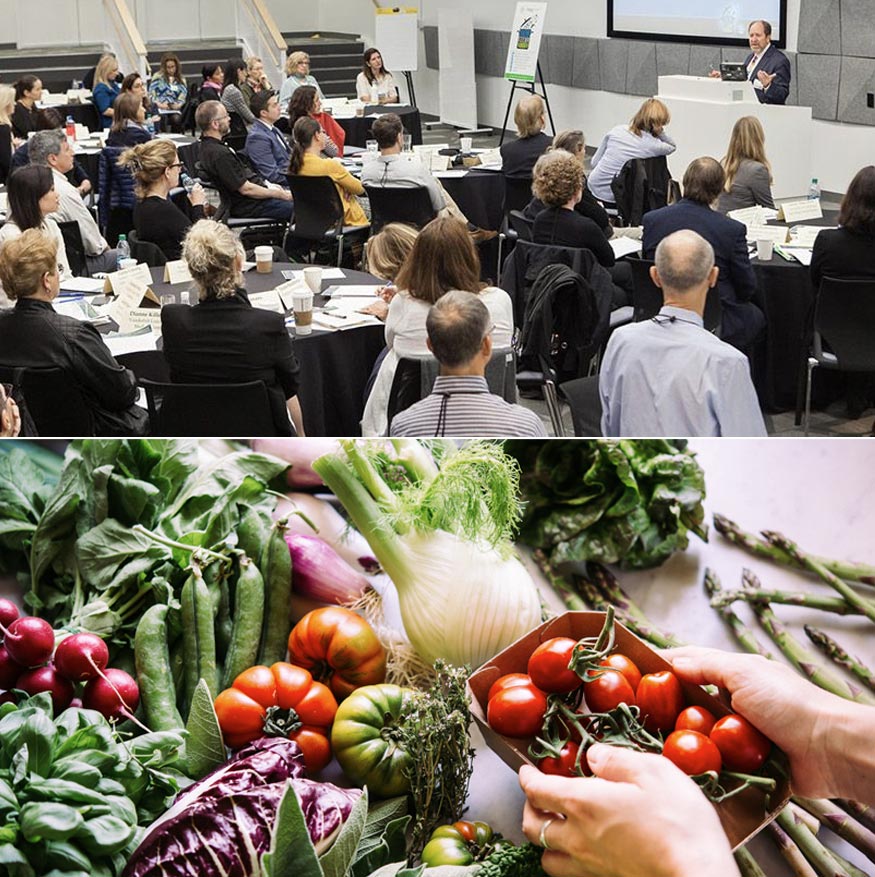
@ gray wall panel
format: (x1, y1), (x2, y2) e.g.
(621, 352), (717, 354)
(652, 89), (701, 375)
(626, 42), (657, 96)
(797, 53), (842, 121)
(840, 0), (875, 60)
(689, 45), (722, 76)
(721, 47), (749, 64)
(571, 37), (601, 90)
(837, 57), (875, 124)
(786, 51), (798, 106)
(599, 38), (629, 94)
(656, 42), (690, 77)
(473, 29), (508, 78)
(798, 0), (841, 55)
(423, 25), (439, 70)
(540, 34), (575, 87)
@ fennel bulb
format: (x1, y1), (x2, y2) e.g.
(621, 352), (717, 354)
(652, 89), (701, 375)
(312, 440), (543, 669)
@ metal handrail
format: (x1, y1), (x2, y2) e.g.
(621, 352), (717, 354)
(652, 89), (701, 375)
(247, 0), (286, 54)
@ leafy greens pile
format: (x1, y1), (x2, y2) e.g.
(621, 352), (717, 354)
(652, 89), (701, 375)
(507, 440), (707, 570)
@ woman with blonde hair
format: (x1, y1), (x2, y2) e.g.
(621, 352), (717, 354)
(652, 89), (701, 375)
(500, 94), (552, 179)
(119, 139), (206, 260)
(588, 97), (675, 203)
(280, 52), (323, 106)
(360, 222), (419, 321)
(361, 216), (514, 436)
(0, 83), (14, 183)
(718, 116), (775, 212)
(160, 220), (304, 436)
(92, 54), (122, 128)
(241, 57), (271, 106)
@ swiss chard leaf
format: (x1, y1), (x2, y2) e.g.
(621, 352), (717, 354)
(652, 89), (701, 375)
(75, 520), (170, 593)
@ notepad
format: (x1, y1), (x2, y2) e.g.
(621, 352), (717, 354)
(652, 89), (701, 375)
(610, 237), (642, 259)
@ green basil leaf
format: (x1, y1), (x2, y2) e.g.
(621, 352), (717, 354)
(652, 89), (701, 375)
(0, 777), (18, 810)
(0, 822), (18, 844)
(49, 759), (102, 787)
(94, 777), (128, 797)
(21, 710), (58, 777)
(262, 780), (324, 877)
(319, 787), (368, 877)
(74, 814), (137, 855)
(43, 839), (93, 872)
(184, 680), (224, 779)
(20, 801), (84, 841)
(0, 841), (35, 877)
(24, 778), (107, 807)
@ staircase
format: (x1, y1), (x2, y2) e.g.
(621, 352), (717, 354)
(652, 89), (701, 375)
(145, 39), (243, 81)
(283, 33), (365, 100)
(0, 46), (108, 93)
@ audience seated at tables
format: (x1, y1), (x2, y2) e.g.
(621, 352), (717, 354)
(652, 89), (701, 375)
(195, 101), (292, 220)
(280, 52), (323, 108)
(359, 222), (419, 323)
(500, 94), (552, 179)
(161, 220), (304, 436)
(288, 116), (367, 226)
(718, 116), (775, 213)
(92, 54), (123, 129)
(198, 63), (225, 103)
(389, 291), (546, 437)
(222, 59), (255, 131)
(11, 75), (42, 140)
(0, 84), (13, 184)
(148, 53), (187, 132)
(0, 384), (21, 438)
(83, 54), (123, 91)
(600, 229), (766, 437)
(244, 90), (291, 187)
(0, 230), (147, 436)
(107, 92), (153, 147)
(120, 139), (206, 261)
(29, 130), (118, 274)
(288, 85), (344, 157)
(356, 48), (399, 104)
(240, 57), (271, 107)
(121, 72), (160, 133)
(361, 216), (514, 436)
(0, 165), (74, 281)
(588, 98), (676, 204)
(643, 156), (765, 351)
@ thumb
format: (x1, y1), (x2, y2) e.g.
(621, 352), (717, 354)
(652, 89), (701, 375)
(586, 743), (672, 789)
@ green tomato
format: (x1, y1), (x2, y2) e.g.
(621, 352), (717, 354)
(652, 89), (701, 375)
(330, 683), (414, 797)
(421, 837), (475, 867)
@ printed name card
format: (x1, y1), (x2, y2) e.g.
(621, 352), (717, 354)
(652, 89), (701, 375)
(477, 147), (503, 167)
(430, 151), (450, 172)
(247, 290), (285, 314)
(778, 199), (823, 222)
(746, 225), (790, 244)
(103, 262), (153, 295)
(105, 264), (157, 332)
(125, 309), (164, 334)
(792, 226), (834, 248)
(727, 206), (766, 227)
(163, 260), (193, 284)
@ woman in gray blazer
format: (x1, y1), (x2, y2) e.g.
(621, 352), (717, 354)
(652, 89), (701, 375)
(717, 116), (775, 213)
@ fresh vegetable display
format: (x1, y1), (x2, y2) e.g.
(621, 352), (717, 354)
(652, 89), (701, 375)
(420, 821), (502, 867)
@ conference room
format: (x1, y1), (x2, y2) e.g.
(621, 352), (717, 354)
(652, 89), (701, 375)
(0, 0), (873, 438)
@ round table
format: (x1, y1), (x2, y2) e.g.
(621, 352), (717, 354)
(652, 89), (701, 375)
(440, 169), (506, 232)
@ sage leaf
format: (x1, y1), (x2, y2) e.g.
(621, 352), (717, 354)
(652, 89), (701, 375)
(183, 680), (225, 779)
(262, 780), (324, 877)
(319, 786), (369, 877)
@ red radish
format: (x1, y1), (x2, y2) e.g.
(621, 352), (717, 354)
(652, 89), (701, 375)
(0, 645), (23, 689)
(69, 697), (83, 709)
(3, 617), (55, 668)
(0, 598), (19, 629)
(54, 633), (110, 681)
(17, 664), (75, 713)
(83, 668), (140, 720)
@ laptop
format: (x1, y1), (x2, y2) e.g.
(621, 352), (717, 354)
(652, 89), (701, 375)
(720, 62), (748, 81)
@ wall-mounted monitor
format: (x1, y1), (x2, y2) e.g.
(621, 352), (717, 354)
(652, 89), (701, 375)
(608, 0), (787, 48)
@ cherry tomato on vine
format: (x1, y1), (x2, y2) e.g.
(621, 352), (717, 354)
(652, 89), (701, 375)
(527, 637), (580, 694)
(675, 705), (718, 736)
(710, 714), (772, 772)
(487, 683), (548, 738)
(663, 729), (723, 775)
(600, 653), (642, 692)
(635, 670), (685, 733)
(539, 741), (588, 777)
(488, 673), (537, 703)
(452, 821), (493, 846)
(583, 667), (636, 713)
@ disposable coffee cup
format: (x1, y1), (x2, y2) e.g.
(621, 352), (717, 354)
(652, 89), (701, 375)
(366, 139), (378, 153)
(119, 258), (138, 270)
(303, 266), (323, 295)
(460, 136), (473, 153)
(254, 245), (273, 274)
(756, 239), (773, 261)
(292, 289), (314, 335)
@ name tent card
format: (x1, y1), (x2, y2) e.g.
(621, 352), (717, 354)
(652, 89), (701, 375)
(163, 260), (193, 284)
(778, 199), (823, 223)
(745, 225), (790, 244)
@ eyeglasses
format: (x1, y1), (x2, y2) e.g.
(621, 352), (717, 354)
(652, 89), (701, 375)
(167, 162), (184, 169)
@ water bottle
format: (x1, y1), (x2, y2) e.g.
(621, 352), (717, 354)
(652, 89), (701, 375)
(180, 171), (196, 195)
(145, 117), (156, 136)
(808, 178), (821, 200)
(116, 234), (130, 271)
(370, 84), (379, 104)
(65, 115), (76, 142)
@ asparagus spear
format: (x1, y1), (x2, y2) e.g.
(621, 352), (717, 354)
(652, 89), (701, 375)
(532, 550), (588, 611)
(769, 817), (819, 877)
(804, 626), (875, 693)
(837, 799), (875, 835)
(710, 589), (861, 617)
(704, 568), (774, 658)
(590, 563), (651, 623)
(713, 515), (875, 586)
(775, 809), (853, 877)
(734, 847), (769, 877)
(825, 850), (870, 877)
(795, 798), (875, 862)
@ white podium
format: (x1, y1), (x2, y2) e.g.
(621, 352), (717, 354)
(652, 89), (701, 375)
(656, 75), (813, 200)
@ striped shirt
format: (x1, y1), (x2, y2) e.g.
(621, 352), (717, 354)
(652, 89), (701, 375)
(388, 376), (547, 437)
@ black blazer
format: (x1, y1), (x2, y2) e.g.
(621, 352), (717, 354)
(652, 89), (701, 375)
(810, 227), (875, 291)
(524, 188), (611, 236)
(744, 44), (791, 105)
(500, 132), (552, 179)
(11, 102), (38, 140)
(0, 123), (11, 185)
(532, 207), (615, 268)
(643, 198), (765, 349)
(0, 298), (146, 436)
(160, 289), (301, 435)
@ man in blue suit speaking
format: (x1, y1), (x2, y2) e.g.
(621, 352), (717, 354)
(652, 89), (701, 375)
(744, 19), (791, 105)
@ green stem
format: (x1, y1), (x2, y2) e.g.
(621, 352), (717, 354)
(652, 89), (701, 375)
(533, 550), (587, 610)
(769, 815), (819, 877)
(711, 589), (861, 616)
(131, 524), (228, 565)
(109, 582), (153, 620)
(341, 439), (401, 510)
(389, 438), (441, 484)
(836, 800), (875, 836)
(804, 626), (875, 694)
(735, 847), (768, 877)
(776, 808), (851, 877)
(704, 568), (773, 658)
(795, 798), (875, 862)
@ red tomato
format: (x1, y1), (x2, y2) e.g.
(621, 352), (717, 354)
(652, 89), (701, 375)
(539, 741), (588, 777)
(583, 667), (636, 713)
(600, 654), (642, 692)
(488, 673), (536, 703)
(290, 725), (333, 772)
(675, 705), (717, 735)
(528, 638), (580, 694)
(710, 714), (772, 772)
(487, 684), (548, 738)
(663, 730), (723, 775)
(636, 671), (686, 733)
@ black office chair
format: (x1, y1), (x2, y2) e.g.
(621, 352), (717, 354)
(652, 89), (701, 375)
(286, 174), (371, 267)
(56, 221), (90, 278)
(114, 352), (171, 385)
(363, 185), (437, 233)
(795, 277), (875, 435)
(141, 379), (291, 437)
(508, 210), (533, 241)
(0, 365), (95, 436)
(127, 230), (167, 267)
(558, 375), (602, 437)
(497, 177), (534, 275)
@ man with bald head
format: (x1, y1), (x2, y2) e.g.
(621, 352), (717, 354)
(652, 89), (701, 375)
(599, 229), (766, 437)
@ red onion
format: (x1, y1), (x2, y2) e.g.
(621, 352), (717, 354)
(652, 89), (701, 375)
(285, 533), (370, 605)
(252, 439), (340, 488)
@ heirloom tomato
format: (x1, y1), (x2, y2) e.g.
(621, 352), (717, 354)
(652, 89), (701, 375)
(675, 705), (717, 736)
(421, 821), (495, 866)
(710, 713), (772, 772)
(583, 667), (636, 713)
(635, 670), (685, 733)
(662, 729), (723, 775)
(487, 673), (536, 703)
(527, 637), (580, 694)
(487, 682), (548, 738)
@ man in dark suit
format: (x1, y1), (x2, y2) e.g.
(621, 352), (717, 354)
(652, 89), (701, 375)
(744, 19), (791, 105)
(642, 157), (765, 350)
(244, 90), (292, 187)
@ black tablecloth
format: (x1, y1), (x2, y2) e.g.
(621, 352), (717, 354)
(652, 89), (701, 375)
(116, 264), (385, 436)
(440, 170), (506, 232)
(335, 106), (422, 148)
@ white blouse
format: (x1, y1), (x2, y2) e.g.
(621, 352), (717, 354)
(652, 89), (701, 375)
(355, 71), (398, 103)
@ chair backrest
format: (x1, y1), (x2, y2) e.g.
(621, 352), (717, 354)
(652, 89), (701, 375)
(141, 378), (290, 437)
(286, 174), (345, 238)
(128, 230), (168, 267)
(363, 185), (436, 233)
(56, 221), (90, 278)
(503, 176), (534, 215)
(559, 375), (602, 437)
(814, 277), (875, 372)
(610, 156), (675, 226)
(0, 364), (96, 436)
(114, 351), (171, 384)
(226, 112), (248, 152)
(508, 210), (533, 241)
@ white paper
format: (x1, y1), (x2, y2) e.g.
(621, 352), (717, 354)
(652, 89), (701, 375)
(123, 308), (164, 333)
(53, 299), (95, 322)
(106, 262), (153, 295)
(163, 260), (192, 284)
(779, 247), (813, 266)
(311, 312), (382, 330)
(477, 147), (503, 167)
(281, 268), (345, 282)
(103, 329), (158, 356)
(430, 151), (451, 172)
(609, 237), (643, 259)
(745, 224), (789, 244)
(106, 265), (153, 332)
(242, 261), (256, 272)
(274, 278), (310, 311)
(247, 290), (285, 314)
(434, 169), (469, 179)
(791, 226), (834, 248)
(0, 192), (7, 213)
(60, 277), (106, 293)
(727, 205), (766, 227)
(328, 284), (382, 298)
(779, 198), (823, 222)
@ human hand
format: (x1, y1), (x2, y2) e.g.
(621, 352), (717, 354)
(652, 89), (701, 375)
(757, 70), (776, 88)
(189, 183), (207, 206)
(78, 179), (93, 196)
(519, 746), (738, 877)
(359, 300), (388, 320)
(376, 284), (397, 303)
(0, 396), (21, 437)
(708, 69), (722, 79)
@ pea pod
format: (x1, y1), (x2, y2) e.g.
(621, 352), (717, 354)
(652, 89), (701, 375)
(236, 506), (270, 564)
(181, 565), (220, 704)
(221, 554), (265, 688)
(135, 604), (185, 731)
(257, 517), (292, 666)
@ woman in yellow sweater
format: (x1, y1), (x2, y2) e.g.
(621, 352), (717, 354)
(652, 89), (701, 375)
(288, 116), (368, 226)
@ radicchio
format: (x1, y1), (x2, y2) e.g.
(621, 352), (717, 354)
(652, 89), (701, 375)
(123, 738), (361, 877)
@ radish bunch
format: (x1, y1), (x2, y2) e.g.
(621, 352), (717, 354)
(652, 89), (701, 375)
(0, 598), (139, 719)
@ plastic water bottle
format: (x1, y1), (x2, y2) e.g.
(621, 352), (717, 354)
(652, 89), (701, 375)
(808, 178), (821, 200)
(180, 171), (196, 195)
(65, 115), (76, 142)
(116, 234), (130, 271)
